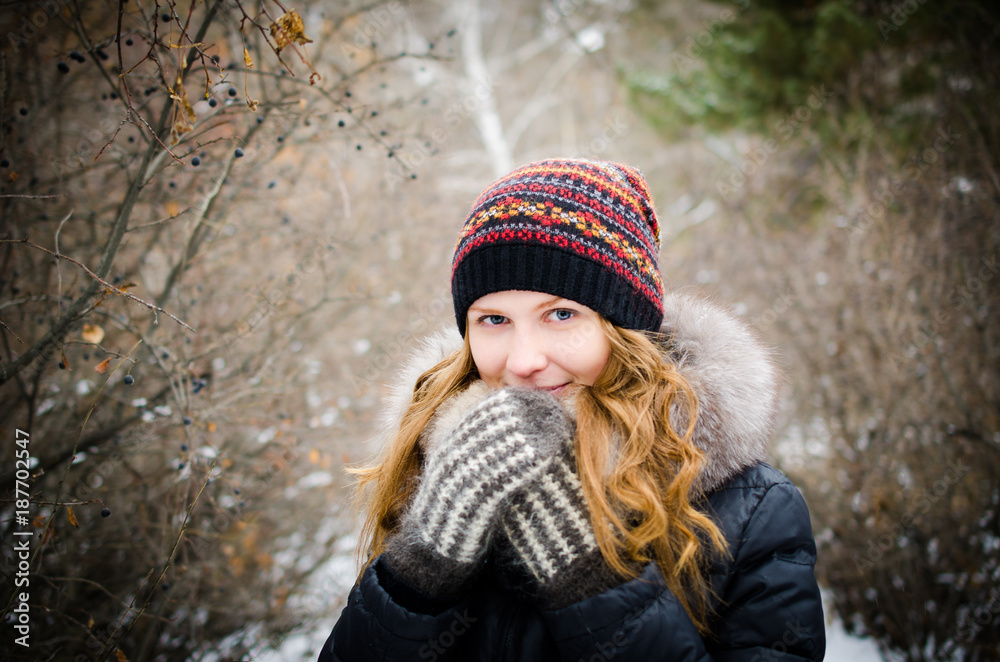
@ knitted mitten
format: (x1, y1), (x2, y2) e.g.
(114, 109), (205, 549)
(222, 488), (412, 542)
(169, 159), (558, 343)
(500, 433), (626, 610)
(384, 387), (573, 601)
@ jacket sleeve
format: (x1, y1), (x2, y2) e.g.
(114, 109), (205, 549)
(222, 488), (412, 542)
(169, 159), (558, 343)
(541, 469), (825, 662)
(317, 557), (473, 662)
(540, 562), (713, 661)
(705, 476), (826, 661)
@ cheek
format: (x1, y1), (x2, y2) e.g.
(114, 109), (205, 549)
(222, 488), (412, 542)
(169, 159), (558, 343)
(469, 337), (504, 386)
(577, 334), (610, 385)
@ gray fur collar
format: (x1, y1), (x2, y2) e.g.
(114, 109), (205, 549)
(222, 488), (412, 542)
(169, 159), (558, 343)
(378, 291), (779, 493)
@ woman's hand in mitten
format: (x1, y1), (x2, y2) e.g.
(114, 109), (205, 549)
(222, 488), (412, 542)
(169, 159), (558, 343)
(384, 387), (574, 601)
(500, 428), (627, 610)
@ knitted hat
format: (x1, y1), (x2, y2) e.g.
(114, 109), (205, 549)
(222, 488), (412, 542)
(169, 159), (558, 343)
(451, 158), (664, 336)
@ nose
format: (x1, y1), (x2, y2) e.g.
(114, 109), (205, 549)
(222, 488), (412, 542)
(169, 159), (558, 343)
(505, 330), (548, 379)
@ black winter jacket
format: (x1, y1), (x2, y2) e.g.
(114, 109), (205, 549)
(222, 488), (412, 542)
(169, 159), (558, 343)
(318, 292), (826, 661)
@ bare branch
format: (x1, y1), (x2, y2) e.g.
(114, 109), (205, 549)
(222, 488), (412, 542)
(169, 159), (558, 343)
(2, 239), (195, 332)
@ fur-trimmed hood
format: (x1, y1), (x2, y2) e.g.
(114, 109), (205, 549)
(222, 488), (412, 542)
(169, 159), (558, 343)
(377, 291), (780, 493)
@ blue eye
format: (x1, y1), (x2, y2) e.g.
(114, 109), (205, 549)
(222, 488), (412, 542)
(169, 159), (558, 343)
(480, 314), (507, 326)
(552, 309), (575, 321)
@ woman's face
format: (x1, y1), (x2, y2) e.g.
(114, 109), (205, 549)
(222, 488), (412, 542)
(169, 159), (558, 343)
(467, 290), (611, 397)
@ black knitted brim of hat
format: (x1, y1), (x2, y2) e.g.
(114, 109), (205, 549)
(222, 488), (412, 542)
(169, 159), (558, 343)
(452, 243), (663, 336)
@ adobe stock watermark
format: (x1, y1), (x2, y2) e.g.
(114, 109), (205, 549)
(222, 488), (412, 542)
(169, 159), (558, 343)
(384, 73), (502, 190)
(218, 237), (339, 358)
(877, 0), (931, 40)
(949, 587), (1000, 655)
(417, 609), (478, 660)
(6, 0), (72, 54)
(843, 126), (957, 244)
(716, 85), (832, 198)
(887, 253), (997, 373)
(669, 0), (752, 77)
(187, 444), (301, 556)
(52, 117), (123, 176)
(580, 591), (810, 661)
(747, 287), (798, 333)
(349, 288), (453, 394)
(575, 594), (660, 661)
(551, 317), (605, 368)
(747, 619), (813, 662)
(853, 458), (971, 575)
(339, 1), (406, 58)
(69, 426), (152, 504)
(575, 115), (630, 161)
(544, 0), (588, 24)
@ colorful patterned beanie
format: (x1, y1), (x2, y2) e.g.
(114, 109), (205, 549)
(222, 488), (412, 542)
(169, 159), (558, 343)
(451, 158), (664, 335)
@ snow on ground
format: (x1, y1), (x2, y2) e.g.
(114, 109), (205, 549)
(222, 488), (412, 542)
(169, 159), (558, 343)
(252, 534), (359, 662)
(826, 619), (883, 661)
(823, 589), (883, 661)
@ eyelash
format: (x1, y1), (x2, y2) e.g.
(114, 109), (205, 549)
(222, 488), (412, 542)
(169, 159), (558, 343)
(474, 308), (577, 326)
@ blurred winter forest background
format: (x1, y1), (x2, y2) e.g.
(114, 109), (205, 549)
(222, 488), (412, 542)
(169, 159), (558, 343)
(0, 0), (996, 660)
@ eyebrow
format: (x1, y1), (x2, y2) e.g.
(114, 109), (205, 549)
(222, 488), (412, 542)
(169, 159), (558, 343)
(467, 295), (567, 315)
(532, 295), (566, 310)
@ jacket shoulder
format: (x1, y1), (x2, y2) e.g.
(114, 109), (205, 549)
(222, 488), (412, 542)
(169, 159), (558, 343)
(710, 461), (793, 492)
(705, 462), (817, 570)
(703, 462), (826, 660)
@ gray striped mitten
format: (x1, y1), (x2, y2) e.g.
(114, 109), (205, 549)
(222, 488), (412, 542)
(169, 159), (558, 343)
(500, 433), (625, 610)
(384, 387), (573, 600)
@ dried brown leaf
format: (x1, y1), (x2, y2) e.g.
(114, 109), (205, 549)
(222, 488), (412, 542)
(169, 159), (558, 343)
(176, 82), (196, 123)
(116, 649), (129, 662)
(95, 358), (111, 374)
(67, 506), (79, 528)
(170, 120), (192, 145)
(244, 46), (255, 70)
(270, 10), (313, 54)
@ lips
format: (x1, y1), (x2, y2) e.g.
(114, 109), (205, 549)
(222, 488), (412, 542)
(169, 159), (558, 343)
(498, 381), (572, 395)
(539, 383), (569, 396)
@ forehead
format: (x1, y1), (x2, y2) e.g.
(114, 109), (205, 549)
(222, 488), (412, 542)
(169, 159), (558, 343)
(469, 290), (572, 311)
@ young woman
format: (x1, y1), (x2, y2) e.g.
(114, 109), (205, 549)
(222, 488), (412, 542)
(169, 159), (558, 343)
(317, 159), (826, 661)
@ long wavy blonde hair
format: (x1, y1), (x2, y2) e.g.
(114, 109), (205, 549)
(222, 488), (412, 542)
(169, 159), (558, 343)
(351, 318), (727, 631)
